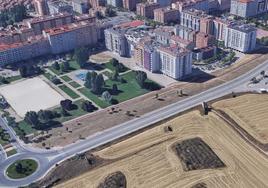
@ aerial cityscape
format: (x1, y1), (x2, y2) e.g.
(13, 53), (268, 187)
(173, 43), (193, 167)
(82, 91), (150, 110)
(0, 0), (268, 187)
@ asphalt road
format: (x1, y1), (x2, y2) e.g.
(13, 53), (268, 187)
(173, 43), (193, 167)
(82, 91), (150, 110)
(0, 60), (268, 187)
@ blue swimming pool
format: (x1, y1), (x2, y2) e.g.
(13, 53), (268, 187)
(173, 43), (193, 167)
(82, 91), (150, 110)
(76, 72), (87, 81)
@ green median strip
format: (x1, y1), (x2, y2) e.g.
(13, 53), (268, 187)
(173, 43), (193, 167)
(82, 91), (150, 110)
(59, 85), (80, 99)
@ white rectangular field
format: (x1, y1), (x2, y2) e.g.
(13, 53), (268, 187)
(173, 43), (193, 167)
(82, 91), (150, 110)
(0, 77), (65, 117)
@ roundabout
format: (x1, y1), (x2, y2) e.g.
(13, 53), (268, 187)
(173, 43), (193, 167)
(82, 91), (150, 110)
(6, 159), (38, 179)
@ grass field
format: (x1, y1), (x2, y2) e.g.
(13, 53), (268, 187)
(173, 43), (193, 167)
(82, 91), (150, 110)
(79, 71), (154, 108)
(53, 99), (88, 123)
(57, 95), (268, 188)
(49, 60), (80, 75)
(213, 94), (268, 144)
(69, 81), (81, 88)
(61, 75), (72, 82)
(105, 71), (150, 103)
(78, 88), (110, 108)
(6, 159), (38, 179)
(6, 149), (17, 157)
(59, 85), (80, 99)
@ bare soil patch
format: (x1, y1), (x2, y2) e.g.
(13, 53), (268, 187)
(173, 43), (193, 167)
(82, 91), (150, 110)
(174, 137), (225, 171)
(97, 171), (126, 188)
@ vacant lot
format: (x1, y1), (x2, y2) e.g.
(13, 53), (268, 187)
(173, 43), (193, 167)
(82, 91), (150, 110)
(213, 94), (268, 144)
(0, 77), (65, 117)
(56, 108), (268, 188)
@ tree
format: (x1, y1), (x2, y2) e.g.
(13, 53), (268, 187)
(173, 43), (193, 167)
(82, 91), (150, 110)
(27, 65), (36, 76)
(60, 99), (74, 111)
(24, 111), (40, 127)
(0, 76), (8, 84)
(110, 58), (119, 67)
(51, 76), (61, 85)
(136, 71), (147, 88)
(96, 11), (104, 19)
(19, 66), (27, 78)
(52, 61), (60, 70)
(81, 101), (96, 112)
(84, 72), (92, 88)
(102, 91), (112, 103)
(74, 47), (88, 68)
(105, 7), (117, 17)
(92, 74), (104, 94)
(15, 163), (23, 173)
(38, 110), (54, 123)
(61, 108), (70, 117)
(61, 61), (70, 72)
(112, 84), (118, 94)
(112, 70), (119, 81)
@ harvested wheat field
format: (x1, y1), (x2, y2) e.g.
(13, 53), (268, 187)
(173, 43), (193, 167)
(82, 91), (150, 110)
(56, 103), (268, 188)
(213, 93), (268, 144)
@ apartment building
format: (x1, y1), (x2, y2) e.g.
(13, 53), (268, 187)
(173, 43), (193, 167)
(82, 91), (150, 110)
(25, 13), (74, 35)
(158, 45), (192, 80)
(44, 21), (98, 54)
(47, 0), (73, 15)
(0, 36), (51, 65)
(106, 0), (123, 7)
(180, 9), (213, 33)
(136, 2), (160, 19)
(89, 0), (106, 8)
(154, 7), (180, 24)
(123, 0), (139, 11)
(34, 0), (49, 16)
(224, 24), (256, 52)
(230, 0), (268, 18)
(72, 0), (89, 14)
(104, 28), (129, 57)
(171, 0), (210, 12)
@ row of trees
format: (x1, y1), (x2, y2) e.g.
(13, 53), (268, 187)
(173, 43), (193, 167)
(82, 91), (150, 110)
(84, 72), (105, 94)
(19, 65), (42, 78)
(24, 99), (97, 130)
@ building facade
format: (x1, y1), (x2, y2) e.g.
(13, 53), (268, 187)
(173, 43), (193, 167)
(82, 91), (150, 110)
(224, 24), (256, 52)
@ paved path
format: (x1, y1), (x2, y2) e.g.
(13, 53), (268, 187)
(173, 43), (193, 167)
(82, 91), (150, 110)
(0, 60), (268, 187)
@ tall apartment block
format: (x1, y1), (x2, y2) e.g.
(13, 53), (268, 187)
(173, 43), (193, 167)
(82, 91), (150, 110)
(106, 0), (123, 7)
(136, 2), (160, 19)
(89, 0), (106, 8)
(230, 0), (268, 18)
(224, 24), (256, 52)
(154, 7), (180, 23)
(123, 0), (139, 11)
(104, 28), (129, 57)
(34, 0), (49, 16)
(158, 45), (192, 80)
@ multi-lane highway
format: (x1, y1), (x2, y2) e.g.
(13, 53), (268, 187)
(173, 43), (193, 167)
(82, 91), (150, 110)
(0, 60), (268, 187)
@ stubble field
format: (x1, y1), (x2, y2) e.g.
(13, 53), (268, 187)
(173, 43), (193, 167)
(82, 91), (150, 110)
(56, 94), (268, 188)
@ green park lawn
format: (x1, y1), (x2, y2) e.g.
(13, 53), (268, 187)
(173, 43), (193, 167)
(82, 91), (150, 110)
(60, 75), (72, 82)
(15, 100), (89, 136)
(79, 71), (157, 108)
(6, 149), (17, 157)
(43, 72), (53, 80)
(6, 75), (22, 83)
(6, 159), (38, 179)
(69, 81), (81, 88)
(79, 88), (110, 108)
(49, 60), (80, 75)
(53, 99), (88, 123)
(58, 85), (80, 99)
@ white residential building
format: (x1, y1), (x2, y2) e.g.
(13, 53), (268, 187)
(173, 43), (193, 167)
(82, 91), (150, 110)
(224, 24), (256, 53)
(158, 45), (192, 80)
